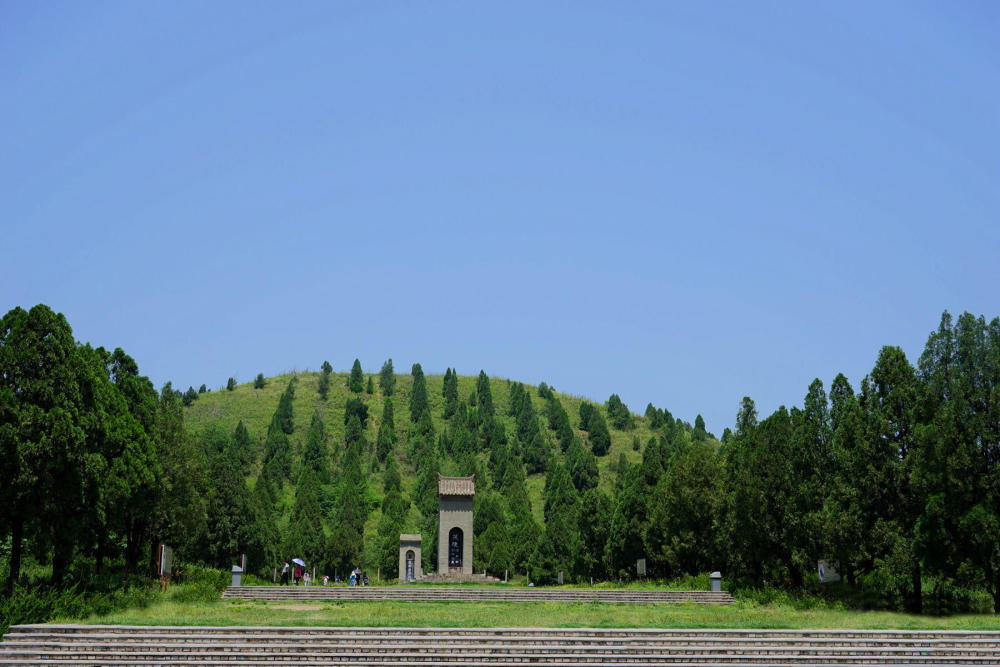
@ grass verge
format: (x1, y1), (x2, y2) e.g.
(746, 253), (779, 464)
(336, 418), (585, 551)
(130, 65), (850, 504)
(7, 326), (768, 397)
(68, 598), (1000, 631)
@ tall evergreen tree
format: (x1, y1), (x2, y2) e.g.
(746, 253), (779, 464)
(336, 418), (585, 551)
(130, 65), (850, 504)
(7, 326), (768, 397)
(318, 360), (333, 400)
(410, 363), (428, 422)
(443, 367), (459, 419)
(606, 394), (633, 429)
(349, 358), (364, 393)
(302, 411), (330, 483)
(275, 378), (296, 434)
(379, 358), (395, 396)
(588, 411), (612, 456)
(231, 420), (254, 475)
(376, 398), (397, 464)
(531, 464), (582, 582)
(282, 468), (328, 574)
(476, 370), (494, 419)
(254, 373), (266, 389)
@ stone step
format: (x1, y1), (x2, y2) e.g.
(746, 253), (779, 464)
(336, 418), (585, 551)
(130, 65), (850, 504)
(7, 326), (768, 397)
(4, 640), (1000, 655)
(9, 625), (1000, 640)
(0, 655), (997, 665)
(6, 635), (1000, 648)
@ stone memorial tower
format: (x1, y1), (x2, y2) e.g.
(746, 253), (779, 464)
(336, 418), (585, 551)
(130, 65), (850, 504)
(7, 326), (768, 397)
(398, 534), (422, 582)
(437, 474), (474, 576)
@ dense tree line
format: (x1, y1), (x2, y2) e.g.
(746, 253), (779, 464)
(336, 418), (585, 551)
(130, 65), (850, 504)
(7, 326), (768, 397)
(3, 305), (998, 612)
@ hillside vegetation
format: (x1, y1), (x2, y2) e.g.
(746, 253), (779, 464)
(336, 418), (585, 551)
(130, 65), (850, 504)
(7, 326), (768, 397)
(3, 304), (999, 617)
(181, 362), (710, 582)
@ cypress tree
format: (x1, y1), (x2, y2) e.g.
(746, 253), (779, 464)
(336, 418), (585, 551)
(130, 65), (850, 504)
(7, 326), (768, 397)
(606, 394), (633, 429)
(282, 468), (327, 574)
(231, 420), (254, 474)
(349, 358), (364, 393)
(476, 370), (494, 418)
(318, 360), (332, 400)
(692, 414), (707, 442)
(344, 396), (369, 428)
(579, 489), (612, 580)
(516, 392), (539, 444)
(508, 382), (525, 418)
(443, 367), (459, 419)
(302, 410), (330, 483)
(644, 403), (662, 429)
(275, 378), (296, 435)
(410, 363), (428, 422)
(566, 438), (598, 492)
(261, 415), (291, 485)
(366, 375), (374, 394)
(379, 358), (395, 396)
(524, 430), (552, 474)
(376, 398), (397, 463)
(588, 411), (612, 456)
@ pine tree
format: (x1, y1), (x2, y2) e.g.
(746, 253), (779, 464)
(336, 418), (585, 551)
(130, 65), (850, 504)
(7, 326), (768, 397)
(261, 414), (291, 485)
(692, 414), (707, 442)
(410, 363), (428, 422)
(379, 358), (395, 396)
(226, 377), (236, 391)
(366, 375), (374, 394)
(566, 438), (598, 492)
(183, 386), (198, 405)
(545, 397), (574, 452)
(302, 411), (330, 483)
(254, 373), (266, 389)
(198, 383), (207, 394)
(645, 440), (721, 577)
(231, 420), (254, 474)
(476, 370), (494, 418)
(644, 403), (662, 429)
(588, 411), (612, 456)
(344, 397), (369, 428)
(282, 468), (327, 574)
(604, 462), (647, 579)
(508, 382), (525, 418)
(318, 360), (332, 400)
(275, 378), (296, 434)
(531, 464), (582, 583)
(443, 368), (459, 419)
(349, 358), (364, 393)
(606, 394), (633, 429)
(376, 398), (397, 463)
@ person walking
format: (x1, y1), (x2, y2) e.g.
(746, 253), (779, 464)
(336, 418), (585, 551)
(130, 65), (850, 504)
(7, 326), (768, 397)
(294, 564), (302, 585)
(280, 562), (290, 585)
(303, 571), (311, 586)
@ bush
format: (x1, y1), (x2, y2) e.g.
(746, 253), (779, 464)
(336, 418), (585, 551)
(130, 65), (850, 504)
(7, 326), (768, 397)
(169, 564), (229, 603)
(0, 583), (158, 636)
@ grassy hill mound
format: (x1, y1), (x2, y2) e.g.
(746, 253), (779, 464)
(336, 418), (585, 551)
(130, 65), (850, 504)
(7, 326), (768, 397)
(181, 365), (713, 579)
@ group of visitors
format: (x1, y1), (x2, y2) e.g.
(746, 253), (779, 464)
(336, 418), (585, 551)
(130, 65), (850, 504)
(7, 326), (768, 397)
(278, 561), (369, 586)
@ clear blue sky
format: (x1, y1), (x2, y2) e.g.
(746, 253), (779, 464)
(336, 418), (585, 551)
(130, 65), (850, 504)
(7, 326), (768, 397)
(3, 1), (998, 434)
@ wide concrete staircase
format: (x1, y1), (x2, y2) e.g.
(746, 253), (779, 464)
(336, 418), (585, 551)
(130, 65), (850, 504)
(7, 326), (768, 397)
(222, 586), (735, 604)
(2, 625), (999, 665)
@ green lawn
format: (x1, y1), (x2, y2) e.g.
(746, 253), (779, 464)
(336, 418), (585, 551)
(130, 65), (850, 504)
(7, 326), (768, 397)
(70, 598), (1000, 631)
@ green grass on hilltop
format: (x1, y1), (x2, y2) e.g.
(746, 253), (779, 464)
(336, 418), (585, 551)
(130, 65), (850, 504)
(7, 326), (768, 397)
(183, 369), (708, 538)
